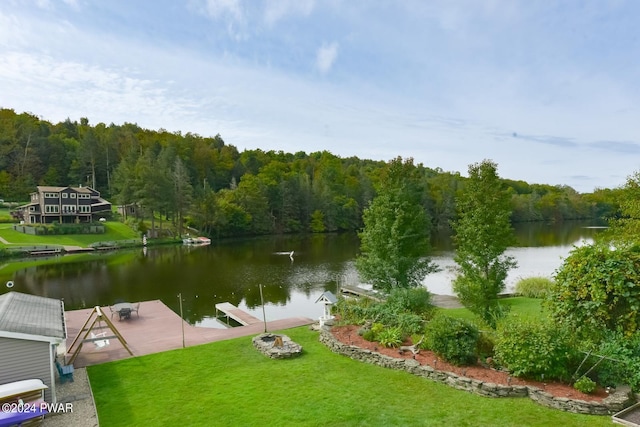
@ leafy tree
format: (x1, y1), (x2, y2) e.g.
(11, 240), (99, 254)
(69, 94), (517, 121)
(356, 157), (438, 293)
(548, 243), (640, 341)
(452, 159), (516, 327)
(310, 209), (325, 232)
(602, 171), (640, 242)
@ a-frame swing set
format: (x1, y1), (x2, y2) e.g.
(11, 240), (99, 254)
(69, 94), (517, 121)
(66, 306), (133, 365)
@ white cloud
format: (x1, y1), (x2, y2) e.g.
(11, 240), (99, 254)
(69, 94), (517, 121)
(203, 0), (243, 20)
(263, 0), (314, 26)
(315, 41), (338, 74)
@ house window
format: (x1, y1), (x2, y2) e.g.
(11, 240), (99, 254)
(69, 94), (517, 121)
(79, 205), (91, 213)
(62, 193), (68, 198)
(62, 205), (77, 213)
(44, 192), (59, 198)
(78, 194), (90, 199)
(45, 205), (59, 213)
(70, 193), (76, 199)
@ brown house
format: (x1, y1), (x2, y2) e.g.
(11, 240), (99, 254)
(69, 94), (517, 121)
(18, 186), (112, 224)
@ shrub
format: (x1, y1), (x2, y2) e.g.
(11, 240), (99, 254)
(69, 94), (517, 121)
(395, 312), (425, 336)
(371, 322), (385, 335)
(386, 287), (435, 318)
(361, 329), (376, 342)
(494, 317), (577, 381)
(593, 331), (640, 391)
(425, 314), (479, 366)
(334, 297), (376, 325)
(476, 330), (496, 361)
(548, 243), (640, 341)
(515, 276), (554, 298)
(574, 376), (597, 394)
(377, 327), (403, 348)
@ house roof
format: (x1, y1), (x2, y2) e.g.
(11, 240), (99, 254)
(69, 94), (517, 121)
(36, 185), (93, 194)
(0, 292), (66, 341)
(315, 291), (338, 304)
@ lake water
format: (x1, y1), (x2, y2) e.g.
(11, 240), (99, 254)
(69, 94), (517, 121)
(0, 221), (605, 328)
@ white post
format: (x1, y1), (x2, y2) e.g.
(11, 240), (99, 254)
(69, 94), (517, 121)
(259, 284), (267, 333)
(178, 293), (185, 348)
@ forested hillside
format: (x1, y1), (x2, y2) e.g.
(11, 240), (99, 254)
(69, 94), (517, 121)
(0, 108), (620, 237)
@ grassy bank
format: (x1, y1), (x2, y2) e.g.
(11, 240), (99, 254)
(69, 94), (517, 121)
(0, 222), (139, 248)
(88, 326), (610, 427)
(443, 297), (544, 321)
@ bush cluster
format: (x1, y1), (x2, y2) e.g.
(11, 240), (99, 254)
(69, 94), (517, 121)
(424, 314), (479, 366)
(335, 287), (434, 338)
(494, 317), (577, 381)
(592, 331), (640, 391)
(335, 287), (437, 351)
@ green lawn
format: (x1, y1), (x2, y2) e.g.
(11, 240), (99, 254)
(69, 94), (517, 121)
(88, 326), (611, 427)
(0, 222), (139, 248)
(442, 297), (545, 322)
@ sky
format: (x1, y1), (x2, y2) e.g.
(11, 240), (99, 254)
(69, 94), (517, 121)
(1, 0), (639, 193)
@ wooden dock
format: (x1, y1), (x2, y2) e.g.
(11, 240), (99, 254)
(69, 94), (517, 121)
(340, 284), (382, 301)
(215, 302), (262, 326)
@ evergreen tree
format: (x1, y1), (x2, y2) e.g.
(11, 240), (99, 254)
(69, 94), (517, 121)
(452, 159), (516, 327)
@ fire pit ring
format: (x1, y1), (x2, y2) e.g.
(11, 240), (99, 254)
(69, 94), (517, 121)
(252, 333), (303, 359)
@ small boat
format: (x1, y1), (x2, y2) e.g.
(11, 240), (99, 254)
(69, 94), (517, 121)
(183, 236), (211, 246)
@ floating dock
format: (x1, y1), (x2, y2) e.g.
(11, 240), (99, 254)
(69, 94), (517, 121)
(339, 284), (382, 301)
(215, 302), (262, 326)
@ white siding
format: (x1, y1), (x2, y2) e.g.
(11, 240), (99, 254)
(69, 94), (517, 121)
(0, 337), (54, 402)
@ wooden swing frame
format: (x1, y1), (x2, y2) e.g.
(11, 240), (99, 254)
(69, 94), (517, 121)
(66, 306), (133, 365)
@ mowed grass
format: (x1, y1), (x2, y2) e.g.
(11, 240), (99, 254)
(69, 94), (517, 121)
(88, 326), (611, 427)
(0, 222), (138, 247)
(443, 297), (545, 322)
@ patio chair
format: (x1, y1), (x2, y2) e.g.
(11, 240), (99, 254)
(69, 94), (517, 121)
(55, 360), (74, 383)
(118, 308), (132, 320)
(131, 302), (140, 317)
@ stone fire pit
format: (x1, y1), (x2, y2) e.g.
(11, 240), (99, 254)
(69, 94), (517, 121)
(252, 333), (303, 359)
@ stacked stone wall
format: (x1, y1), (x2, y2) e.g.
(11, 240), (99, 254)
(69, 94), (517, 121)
(319, 327), (634, 415)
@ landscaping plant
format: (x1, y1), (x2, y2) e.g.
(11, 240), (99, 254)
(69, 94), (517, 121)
(515, 277), (554, 299)
(424, 314), (479, 366)
(494, 316), (577, 381)
(573, 376), (597, 394)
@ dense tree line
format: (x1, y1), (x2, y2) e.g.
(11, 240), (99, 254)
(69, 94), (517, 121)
(0, 108), (619, 238)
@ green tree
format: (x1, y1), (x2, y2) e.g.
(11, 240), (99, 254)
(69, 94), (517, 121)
(603, 171), (640, 242)
(548, 243), (640, 341)
(356, 157), (438, 293)
(452, 159), (516, 327)
(172, 157), (193, 237)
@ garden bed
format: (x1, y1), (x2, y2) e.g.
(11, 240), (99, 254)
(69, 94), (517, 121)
(331, 324), (607, 402)
(324, 324), (636, 415)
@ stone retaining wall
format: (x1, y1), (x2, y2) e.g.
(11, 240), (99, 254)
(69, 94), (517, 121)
(319, 327), (635, 415)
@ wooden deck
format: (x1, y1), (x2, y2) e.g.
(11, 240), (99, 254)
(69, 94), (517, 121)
(63, 300), (314, 368)
(215, 302), (262, 326)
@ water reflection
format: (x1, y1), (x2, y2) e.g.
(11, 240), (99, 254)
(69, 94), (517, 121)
(0, 222), (605, 326)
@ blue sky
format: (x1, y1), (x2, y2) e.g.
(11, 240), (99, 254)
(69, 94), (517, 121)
(1, 0), (639, 193)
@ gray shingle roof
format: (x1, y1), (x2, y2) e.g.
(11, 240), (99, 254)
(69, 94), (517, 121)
(0, 292), (65, 340)
(315, 291), (338, 304)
